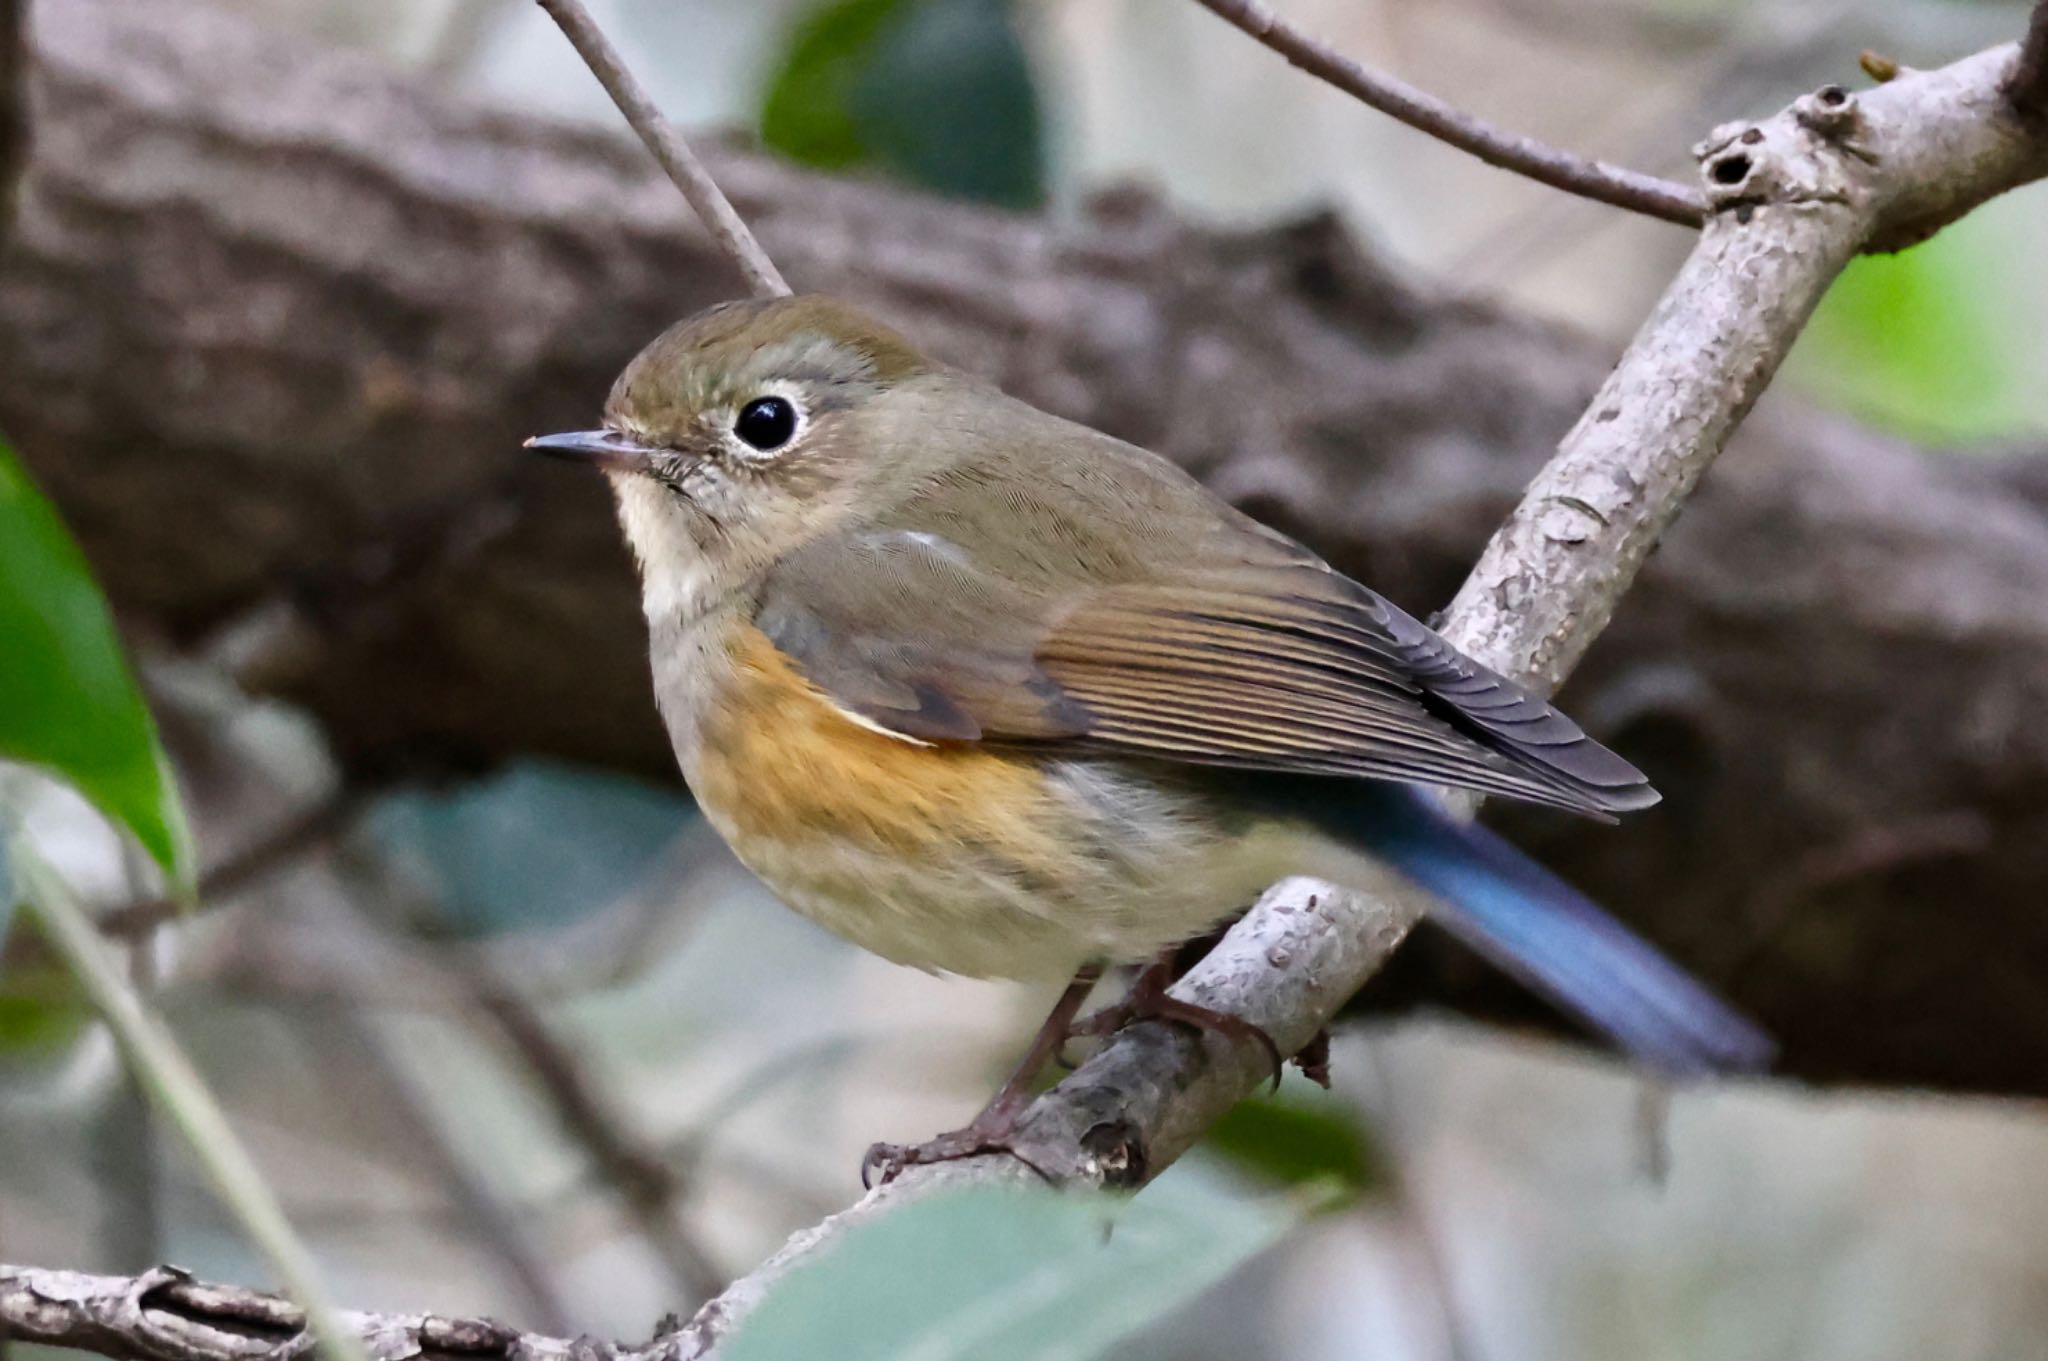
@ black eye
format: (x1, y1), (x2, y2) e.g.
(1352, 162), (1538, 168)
(734, 396), (798, 452)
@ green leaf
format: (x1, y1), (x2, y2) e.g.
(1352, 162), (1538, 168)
(723, 1178), (1312, 1361)
(1790, 201), (2047, 441)
(760, 0), (907, 172)
(0, 439), (190, 882)
(0, 979), (92, 1060)
(760, 0), (1046, 209)
(1204, 1093), (1383, 1198)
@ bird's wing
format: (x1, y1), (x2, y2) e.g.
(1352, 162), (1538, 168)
(751, 439), (1654, 818)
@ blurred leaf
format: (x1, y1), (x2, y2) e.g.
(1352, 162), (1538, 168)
(760, 0), (903, 171)
(850, 0), (1045, 209)
(724, 1179), (1314, 1361)
(1791, 201), (2046, 440)
(368, 759), (695, 936)
(761, 0), (1045, 208)
(1205, 1093), (1382, 1198)
(0, 439), (189, 882)
(0, 978), (92, 1060)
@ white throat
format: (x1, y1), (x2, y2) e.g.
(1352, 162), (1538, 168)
(609, 475), (723, 627)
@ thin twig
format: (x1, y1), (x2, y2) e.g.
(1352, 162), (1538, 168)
(325, 843), (726, 1306)
(99, 788), (370, 939)
(458, 961), (725, 1305)
(5, 841), (368, 1361)
(313, 1006), (578, 1335)
(533, 0), (790, 298)
(1188, 0), (1708, 227)
(2010, 0), (2048, 119)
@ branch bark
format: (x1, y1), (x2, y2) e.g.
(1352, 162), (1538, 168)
(1, 1265), (597, 1361)
(1188, 0), (1708, 226)
(9, 0), (2048, 1096)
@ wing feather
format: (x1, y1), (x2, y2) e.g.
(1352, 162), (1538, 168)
(749, 450), (1655, 817)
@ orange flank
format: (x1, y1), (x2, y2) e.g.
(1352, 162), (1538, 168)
(693, 624), (1069, 870)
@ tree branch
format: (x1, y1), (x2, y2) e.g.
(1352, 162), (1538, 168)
(670, 37), (2048, 1358)
(1, 1265), (597, 1361)
(1188, 0), (1708, 226)
(532, 0), (788, 298)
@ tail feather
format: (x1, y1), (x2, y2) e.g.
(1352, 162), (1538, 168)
(1342, 787), (1773, 1076)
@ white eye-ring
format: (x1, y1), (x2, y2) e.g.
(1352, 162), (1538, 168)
(728, 382), (807, 459)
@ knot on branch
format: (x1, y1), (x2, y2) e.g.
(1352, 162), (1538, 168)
(1694, 83), (1873, 217)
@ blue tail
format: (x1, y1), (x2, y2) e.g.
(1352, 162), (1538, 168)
(1344, 787), (1773, 1076)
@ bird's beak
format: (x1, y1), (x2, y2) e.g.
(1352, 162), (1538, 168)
(523, 429), (658, 472)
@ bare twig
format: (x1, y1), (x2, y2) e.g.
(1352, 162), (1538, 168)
(312, 1007), (577, 1335)
(326, 845), (726, 1306)
(458, 968), (725, 1305)
(99, 789), (371, 939)
(1188, 0), (1709, 226)
(2010, 0), (2048, 119)
(532, 0), (789, 298)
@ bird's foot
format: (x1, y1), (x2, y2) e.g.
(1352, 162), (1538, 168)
(861, 1099), (1054, 1189)
(1071, 954), (1284, 1091)
(861, 966), (1101, 1189)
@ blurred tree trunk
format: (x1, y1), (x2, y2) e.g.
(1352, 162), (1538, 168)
(0, 0), (24, 241)
(5, 0), (2048, 1093)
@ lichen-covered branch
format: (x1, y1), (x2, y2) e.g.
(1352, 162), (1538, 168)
(0, 1265), (593, 1361)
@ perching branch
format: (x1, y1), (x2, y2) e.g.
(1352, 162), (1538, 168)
(1188, 0), (1709, 226)
(671, 36), (2048, 1358)
(532, 0), (789, 298)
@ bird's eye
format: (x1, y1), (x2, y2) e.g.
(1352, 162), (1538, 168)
(733, 395), (799, 453)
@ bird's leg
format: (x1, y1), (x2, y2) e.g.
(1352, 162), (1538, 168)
(862, 964), (1101, 1188)
(1070, 943), (1285, 1090)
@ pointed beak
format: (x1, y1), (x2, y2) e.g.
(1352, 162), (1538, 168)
(523, 429), (658, 472)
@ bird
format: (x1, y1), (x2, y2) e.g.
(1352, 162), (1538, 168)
(527, 293), (1771, 1177)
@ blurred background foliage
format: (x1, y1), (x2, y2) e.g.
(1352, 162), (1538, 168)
(4, 1), (2048, 1359)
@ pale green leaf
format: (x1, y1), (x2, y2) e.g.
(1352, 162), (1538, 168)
(724, 1177), (1313, 1361)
